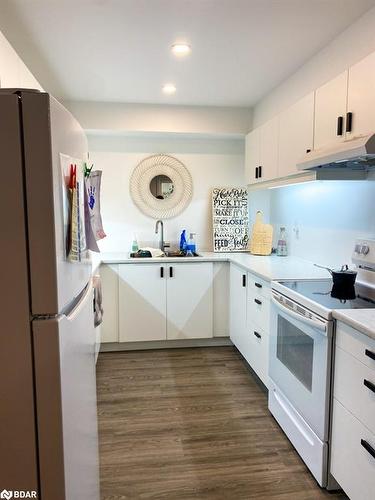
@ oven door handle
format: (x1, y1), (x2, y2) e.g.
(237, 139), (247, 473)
(271, 296), (327, 334)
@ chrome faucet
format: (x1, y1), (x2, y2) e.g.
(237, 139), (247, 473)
(155, 220), (165, 252)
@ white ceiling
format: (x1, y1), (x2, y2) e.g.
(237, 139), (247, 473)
(1, 0), (375, 106)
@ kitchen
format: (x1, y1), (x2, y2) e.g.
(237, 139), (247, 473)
(1, 1), (375, 499)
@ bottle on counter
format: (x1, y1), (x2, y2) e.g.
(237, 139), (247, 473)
(180, 229), (187, 253)
(277, 227), (288, 257)
(186, 233), (197, 256)
(131, 233), (139, 252)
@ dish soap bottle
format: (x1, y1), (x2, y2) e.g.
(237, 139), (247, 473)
(186, 233), (196, 256)
(131, 233), (139, 253)
(180, 229), (187, 253)
(277, 227), (288, 257)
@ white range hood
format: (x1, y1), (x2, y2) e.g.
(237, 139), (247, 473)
(297, 133), (375, 171)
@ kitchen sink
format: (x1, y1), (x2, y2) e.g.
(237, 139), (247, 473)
(130, 250), (201, 258)
(163, 251), (200, 258)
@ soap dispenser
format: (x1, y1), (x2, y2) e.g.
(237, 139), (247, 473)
(131, 233), (139, 253)
(186, 233), (197, 256)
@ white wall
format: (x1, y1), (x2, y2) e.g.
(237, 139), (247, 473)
(89, 134), (245, 252)
(257, 181), (375, 267)
(65, 101), (252, 136)
(0, 30), (43, 90)
(253, 6), (375, 127)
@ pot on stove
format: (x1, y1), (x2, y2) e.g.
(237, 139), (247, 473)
(314, 263), (357, 287)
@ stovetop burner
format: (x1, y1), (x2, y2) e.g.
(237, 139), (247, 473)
(278, 279), (375, 310)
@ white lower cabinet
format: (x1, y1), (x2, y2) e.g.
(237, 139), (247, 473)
(331, 400), (375, 500)
(119, 264), (167, 342)
(117, 262), (213, 343)
(229, 264), (248, 356)
(99, 264), (119, 343)
(330, 321), (375, 499)
(246, 273), (270, 387)
(166, 263), (213, 340)
(230, 264), (270, 387)
(213, 262), (229, 337)
(246, 324), (269, 386)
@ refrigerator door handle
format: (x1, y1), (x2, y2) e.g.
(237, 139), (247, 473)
(65, 279), (93, 321)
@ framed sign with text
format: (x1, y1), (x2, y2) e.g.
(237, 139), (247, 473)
(212, 187), (249, 252)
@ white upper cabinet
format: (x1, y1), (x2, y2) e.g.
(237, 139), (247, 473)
(245, 128), (260, 184)
(245, 117), (278, 185)
(347, 50), (375, 137)
(314, 71), (348, 150)
(259, 116), (279, 182)
(278, 92), (314, 177)
(245, 48), (375, 185)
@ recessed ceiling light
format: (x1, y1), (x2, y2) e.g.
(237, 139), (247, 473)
(162, 83), (176, 95)
(171, 43), (191, 56)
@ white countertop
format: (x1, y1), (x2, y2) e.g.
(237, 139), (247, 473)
(333, 309), (375, 341)
(92, 250), (375, 340)
(95, 251), (329, 282)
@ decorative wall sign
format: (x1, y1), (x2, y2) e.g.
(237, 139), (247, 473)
(212, 187), (249, 252)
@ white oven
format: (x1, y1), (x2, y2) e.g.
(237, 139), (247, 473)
(268, 289), (334, 487)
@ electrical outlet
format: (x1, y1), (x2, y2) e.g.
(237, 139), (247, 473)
(293, 222), (300, 239)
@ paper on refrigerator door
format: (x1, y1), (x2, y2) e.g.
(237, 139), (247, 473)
(84, 170), (106, 252)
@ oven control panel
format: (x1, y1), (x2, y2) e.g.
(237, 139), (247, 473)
(352, 238), (375, 270)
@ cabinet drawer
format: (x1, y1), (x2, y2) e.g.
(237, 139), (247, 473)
(334, 345), (375, 434)
(247, 290), (270, 332)
(247, 273), (270, 300)
(246, 325), (269, 387)
(336, 321), (375, 371)
(331, 399), (375, 500)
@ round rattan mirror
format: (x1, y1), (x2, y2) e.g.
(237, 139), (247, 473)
(129, 154), (193, 219)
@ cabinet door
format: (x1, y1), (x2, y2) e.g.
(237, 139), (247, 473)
(118, 264), (167, 342)
(100, 264), (119, 343)
(213, 262), (229, 337)
(314, 71), (348, 150)
(166, 263), (213, 340)
(259, 116), (279, 182)
(347, 51), (375, 137)
(245, 128), (260, 184)
(229, 264), (248, 356)
(278, 92), (314, 177)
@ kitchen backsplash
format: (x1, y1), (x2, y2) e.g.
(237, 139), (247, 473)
(250, 180), (375, 267)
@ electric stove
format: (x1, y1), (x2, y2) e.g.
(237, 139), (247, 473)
(277, 279), (375, 310)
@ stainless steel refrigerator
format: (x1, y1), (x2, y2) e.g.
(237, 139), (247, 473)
(0, 89), (99, 499)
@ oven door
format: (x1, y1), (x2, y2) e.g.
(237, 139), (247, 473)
(269, 291), (333, 441)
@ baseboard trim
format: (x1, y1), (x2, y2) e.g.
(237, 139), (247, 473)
(100, 337), (232, 352)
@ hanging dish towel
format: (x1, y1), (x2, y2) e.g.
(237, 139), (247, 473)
(138, 247), (165, 258)
(84, 170), (106, 252)
(93, 275), (104, 327)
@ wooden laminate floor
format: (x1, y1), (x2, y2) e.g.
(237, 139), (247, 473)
(96, 347), (346, 500)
